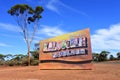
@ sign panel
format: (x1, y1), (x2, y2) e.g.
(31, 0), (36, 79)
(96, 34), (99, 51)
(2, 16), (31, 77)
(39, 28), (92, 69)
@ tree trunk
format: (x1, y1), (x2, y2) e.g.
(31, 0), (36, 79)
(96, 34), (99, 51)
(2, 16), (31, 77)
(28, 46), (30, 66)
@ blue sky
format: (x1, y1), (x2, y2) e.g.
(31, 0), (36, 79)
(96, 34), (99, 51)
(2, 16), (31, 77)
(0, 0), (120, 57)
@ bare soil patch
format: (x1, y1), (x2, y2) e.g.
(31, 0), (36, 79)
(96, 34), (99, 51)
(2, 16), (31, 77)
(0, 61), (120, 80)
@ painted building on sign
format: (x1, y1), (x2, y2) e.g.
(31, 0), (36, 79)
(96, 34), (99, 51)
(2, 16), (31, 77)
(39, 28), (92, 69)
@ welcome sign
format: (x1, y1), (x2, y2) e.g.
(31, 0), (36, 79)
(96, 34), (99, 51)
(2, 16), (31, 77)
(39, 28), (92, 69)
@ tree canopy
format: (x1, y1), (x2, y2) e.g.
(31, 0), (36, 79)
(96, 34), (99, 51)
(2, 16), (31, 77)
(8, 4), (43, 24)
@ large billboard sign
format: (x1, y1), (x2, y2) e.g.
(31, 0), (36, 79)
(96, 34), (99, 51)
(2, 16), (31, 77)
(39, 28), (92, 69)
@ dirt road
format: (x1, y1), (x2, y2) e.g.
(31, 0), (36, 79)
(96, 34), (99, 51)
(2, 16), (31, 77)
(0, 61), (120, 80)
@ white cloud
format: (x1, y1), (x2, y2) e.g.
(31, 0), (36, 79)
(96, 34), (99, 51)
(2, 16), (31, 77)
(46, 0), (61, 15)
(0, 43), (11, 47)
(0, 22), (21, 32)
(38, 24), (67, 37)
(58, 0), (88, 16)
(91, 23), (120, 52)
(46, 0), (88, 16)
(0, 22), (67, 43)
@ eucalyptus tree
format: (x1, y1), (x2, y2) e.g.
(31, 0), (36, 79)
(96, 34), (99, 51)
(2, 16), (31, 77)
(109, 54), (115, 61)
(8, 4), (44, 65)
(99, 51), (110, 61)
(117, 52), (120, 59)
(0, 54), (5, 61)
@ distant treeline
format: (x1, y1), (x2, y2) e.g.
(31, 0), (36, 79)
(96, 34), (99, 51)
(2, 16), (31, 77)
(92, 51), (120, 62)
(0, 50), (39, 66)
(0, 50), (120, 66)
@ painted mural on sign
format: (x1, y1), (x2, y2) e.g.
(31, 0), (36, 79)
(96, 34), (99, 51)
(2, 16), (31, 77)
(39, 28), (92, 69)
(43, 36), (87, 52)
(43, 36), (87, 58)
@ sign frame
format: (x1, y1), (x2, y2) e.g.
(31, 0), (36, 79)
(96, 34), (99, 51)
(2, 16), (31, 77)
(39, 28), (92, 69)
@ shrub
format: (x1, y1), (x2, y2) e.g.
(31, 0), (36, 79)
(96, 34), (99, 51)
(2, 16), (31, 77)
(6, 60), (14, 66)
(31, 59), (39, 65)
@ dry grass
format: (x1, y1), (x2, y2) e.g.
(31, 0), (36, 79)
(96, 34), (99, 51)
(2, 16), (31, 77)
(0, 61), (120, 80)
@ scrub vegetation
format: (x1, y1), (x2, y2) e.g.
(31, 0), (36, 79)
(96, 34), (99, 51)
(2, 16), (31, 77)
(0, 50), (39, 66)
(0, 50), (120, 66)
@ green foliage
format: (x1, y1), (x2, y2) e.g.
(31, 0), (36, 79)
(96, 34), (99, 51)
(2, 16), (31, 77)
(92, 53), (99, 61)
(1, 50), (120, 66)
(109, 55), (115, 61)
(0, 51), (39, 66)
(0, 54), (5, 61)
(5, 54), (13, 60)
(92, 51), (110, 62)
(93, 51), (120, 62)
(30, 50), (39, 65)
(30, 50), (39, 59)
(98, 51), (110, 61)
(21, 57), (29, 66)
(6, 60), (14, 66)
(13, 54), (27, 61)
(30, 57), (39, 65)
(117, 52), (120, 59)
(8, 4), (44, 24)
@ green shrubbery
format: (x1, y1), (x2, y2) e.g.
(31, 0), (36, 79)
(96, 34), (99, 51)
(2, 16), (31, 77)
(0, 50), (120, 66)
(0, 50), (39, 66)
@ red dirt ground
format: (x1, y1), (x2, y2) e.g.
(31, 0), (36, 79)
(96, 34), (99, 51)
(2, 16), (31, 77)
(0, 61), (120, 80)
